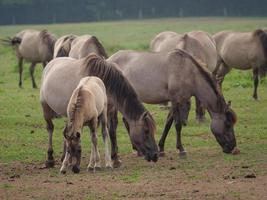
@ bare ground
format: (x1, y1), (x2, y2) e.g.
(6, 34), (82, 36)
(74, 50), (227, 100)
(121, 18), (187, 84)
(0, 150), (266, 200)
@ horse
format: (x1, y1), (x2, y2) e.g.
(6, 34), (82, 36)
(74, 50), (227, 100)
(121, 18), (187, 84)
(40, 53), (158, 169)
(53, 34), (77, 58)
(213, 29), (267, 99)
(108, 49), (238, 157)
(60, 76), (112, 174)
(151, 31), (218, 122)
(54, 35), (108, 59)
(2, 29), (56, 88)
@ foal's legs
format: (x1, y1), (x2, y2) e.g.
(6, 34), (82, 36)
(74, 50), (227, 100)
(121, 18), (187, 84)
(195, 97), (206, 122)
(100, 110), (112, 168)
(18, 57), (23, 87)
(87, 119), (101, 171)
(158, 110), (174, 156)
(252, 68), (259, 100)
(107, 105), (121, 168)
(60, 148), (70, 174)
(29, 62), (37, 88)
(41, 102), (55, 168)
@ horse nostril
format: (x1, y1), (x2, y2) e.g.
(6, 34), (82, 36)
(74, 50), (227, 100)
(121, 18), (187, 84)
(72, 165), (80, 173)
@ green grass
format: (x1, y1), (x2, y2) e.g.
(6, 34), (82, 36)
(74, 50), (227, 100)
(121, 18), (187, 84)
(0, 17), (266, 170)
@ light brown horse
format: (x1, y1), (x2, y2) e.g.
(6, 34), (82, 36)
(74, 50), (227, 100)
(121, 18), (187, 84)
(60, 76), (112, 174)
(108, 49), (238, 156)
(2, 29), (56, 88)
(40, 53), (158, 168)
(213, 29), (267, 99)
(53, 34), (77, 58)
(151, 31), (218, 121)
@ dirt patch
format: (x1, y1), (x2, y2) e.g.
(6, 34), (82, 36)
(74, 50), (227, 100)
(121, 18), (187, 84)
(0, 152), (267, 200)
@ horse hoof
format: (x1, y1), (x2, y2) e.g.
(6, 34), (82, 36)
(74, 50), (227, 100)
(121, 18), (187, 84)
(72, 166), (80, 174)
(179, 151), (187, 158)
(112, 159), (122, 168)
(159, 151), (165, 157)
(105, 165), (113, 170)
(45, 160), (55, 168)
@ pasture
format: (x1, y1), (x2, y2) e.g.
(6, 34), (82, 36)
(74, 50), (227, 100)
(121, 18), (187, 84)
(0, 17), (267, 199)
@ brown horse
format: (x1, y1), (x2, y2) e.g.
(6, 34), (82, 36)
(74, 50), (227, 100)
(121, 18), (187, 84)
(213, 29), (267, 99)
(53, 34), (77, 58)
(60, 76), (112, 174)
(151, 31), (218, 121)
(108, 49), (238, 156)
(40, 53), (158, 168)
(2, 29), (56, 88)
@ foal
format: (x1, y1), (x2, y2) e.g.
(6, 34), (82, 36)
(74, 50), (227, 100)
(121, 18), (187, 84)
(60, 76), (112, 174)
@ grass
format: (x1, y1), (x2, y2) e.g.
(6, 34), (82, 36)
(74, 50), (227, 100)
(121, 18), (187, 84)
(0, 17), (266, 199)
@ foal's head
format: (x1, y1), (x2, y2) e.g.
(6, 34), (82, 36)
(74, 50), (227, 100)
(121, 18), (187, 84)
(63, 123), (82, 173)
(123, 112), (158, 162)
(210, 102), (238, 154)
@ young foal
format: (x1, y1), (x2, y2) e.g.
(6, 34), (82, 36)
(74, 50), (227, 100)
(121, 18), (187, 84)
(60, 76), (112, 174)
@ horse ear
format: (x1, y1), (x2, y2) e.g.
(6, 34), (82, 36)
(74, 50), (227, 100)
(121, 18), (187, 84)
(122, 117), (130, 133)
(226, 109), (237, 125)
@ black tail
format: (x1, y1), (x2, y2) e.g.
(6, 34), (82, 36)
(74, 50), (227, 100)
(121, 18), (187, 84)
(0, 36), (21, 46)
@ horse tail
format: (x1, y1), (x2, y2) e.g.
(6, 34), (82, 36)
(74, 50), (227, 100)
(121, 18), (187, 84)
(254, 29), (267, 60)
(88, 36), (108, 58)
(83, 53), (145, 120)
(0, 36), (21, 46)
(40, 29), (56, 56)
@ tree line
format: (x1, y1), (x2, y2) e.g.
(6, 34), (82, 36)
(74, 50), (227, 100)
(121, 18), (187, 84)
(0, 0), (266, 25)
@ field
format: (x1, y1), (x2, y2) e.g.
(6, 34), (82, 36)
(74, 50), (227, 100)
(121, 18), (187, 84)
(0, 17), (267, 199)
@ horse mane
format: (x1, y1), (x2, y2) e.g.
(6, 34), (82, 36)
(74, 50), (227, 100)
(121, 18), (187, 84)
(172, 49), (226, 112)
(56, 35), (76, 57)
(68, 86), (87, 131)
(82, 53), (145, 120)
(40, 29), (56, 55)
(87, 36), (108, 58)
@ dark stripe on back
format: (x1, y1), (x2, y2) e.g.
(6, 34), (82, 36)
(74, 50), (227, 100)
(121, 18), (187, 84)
(88, 36), (108, 59)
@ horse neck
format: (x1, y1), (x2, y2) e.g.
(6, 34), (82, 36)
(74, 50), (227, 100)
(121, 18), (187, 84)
(194, 77), (224, 116)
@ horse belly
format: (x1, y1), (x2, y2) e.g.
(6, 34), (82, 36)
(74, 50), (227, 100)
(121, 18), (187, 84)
(41, 62), (83, 116)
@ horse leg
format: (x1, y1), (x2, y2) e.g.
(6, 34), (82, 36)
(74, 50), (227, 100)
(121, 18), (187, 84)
(29, 62), (37, 88)
(252, 68), (259, 100)
(18, 58), (23, 88)
(60, 149), (70, 174)
(89, 119), (101, 171)
(195, 97), (206, 123)
(60, 139), (66, 162)
(216, 62), (231, 88)
(107, 105), (121, 168)
(42, 102), (55, 168)
(172, 103), (186, 157)
(100, 111), (112, 169)
(158, 110), (174, 156)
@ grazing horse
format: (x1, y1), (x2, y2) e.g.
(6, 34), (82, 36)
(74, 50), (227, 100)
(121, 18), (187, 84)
(213, 29), (267, 99)
(108, 49), (238, 156)
(2, 29), (56, 88)
(60, 76), (112, 174)
(53, 34), (77, 58)
(40, 53), (158, 168)
(151, 31), (218, 121)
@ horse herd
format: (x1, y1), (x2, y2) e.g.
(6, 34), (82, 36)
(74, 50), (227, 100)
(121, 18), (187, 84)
(2, 27), (267, 174)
